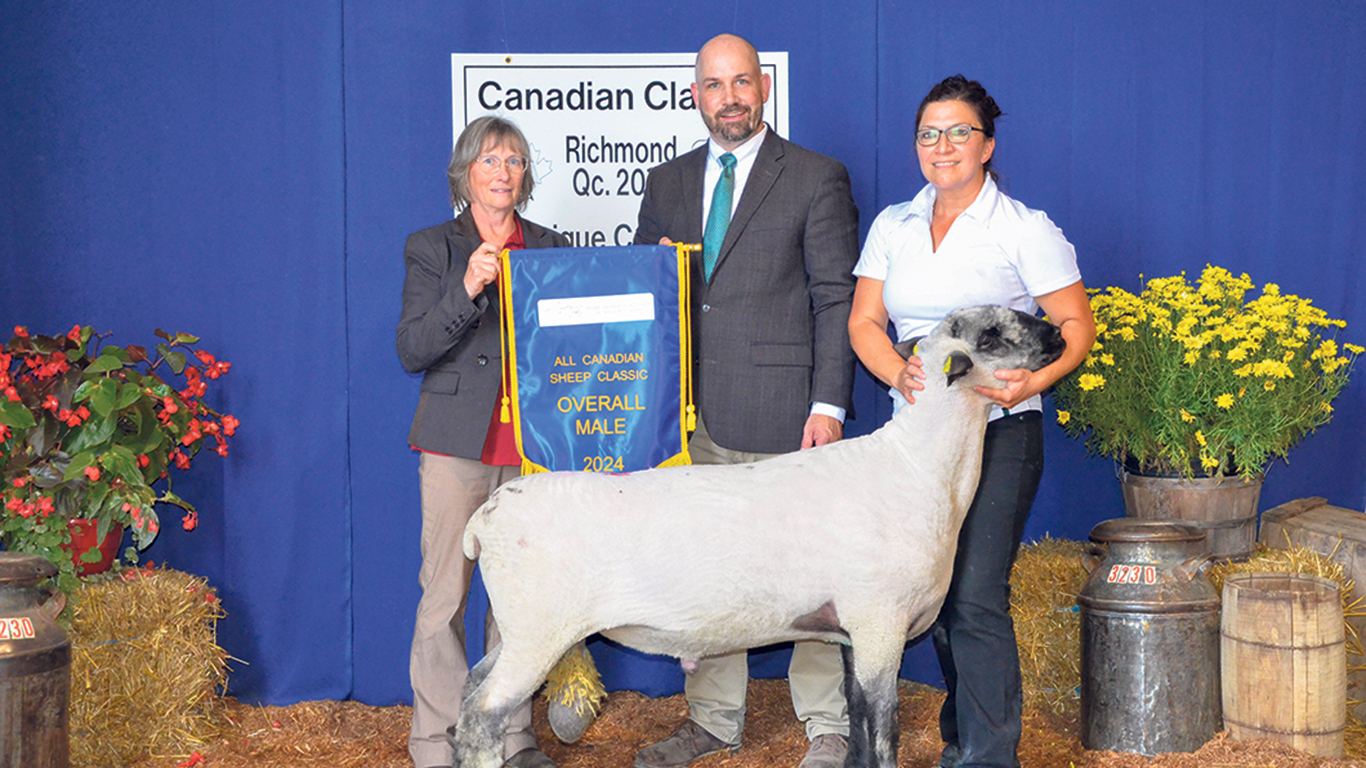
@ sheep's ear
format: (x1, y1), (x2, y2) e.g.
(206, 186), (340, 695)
(893, 336), (925, 361)
(945, 351), (974, 387)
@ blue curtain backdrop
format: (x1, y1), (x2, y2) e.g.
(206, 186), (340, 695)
(1, 0), (1363, 706)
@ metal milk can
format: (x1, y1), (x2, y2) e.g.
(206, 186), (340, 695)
(0, 553), (71, 768)
(1078, 519), (1221, 756)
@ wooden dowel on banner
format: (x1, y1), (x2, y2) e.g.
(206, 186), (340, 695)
(674, 243), (699, 433)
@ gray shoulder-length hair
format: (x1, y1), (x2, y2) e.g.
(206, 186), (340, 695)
(448, 116), (535, 211)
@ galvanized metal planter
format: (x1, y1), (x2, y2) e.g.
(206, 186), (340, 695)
(1078, 519), (1222, 756)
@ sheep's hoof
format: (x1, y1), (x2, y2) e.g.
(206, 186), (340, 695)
(543, 642), (605, 743)
(548, 699), (595, 743)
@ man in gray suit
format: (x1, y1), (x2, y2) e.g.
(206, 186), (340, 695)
(632, 33), (860, 768)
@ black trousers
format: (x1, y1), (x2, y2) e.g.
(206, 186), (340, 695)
(933, 411), (1044, 768)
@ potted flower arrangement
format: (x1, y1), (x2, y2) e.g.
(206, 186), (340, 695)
(0, 325), (238, 593)
(1052, 266), (1360, 558)
(1054, 265), (1360, 478)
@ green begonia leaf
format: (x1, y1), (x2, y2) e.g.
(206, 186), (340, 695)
(0, 401), (37, 430)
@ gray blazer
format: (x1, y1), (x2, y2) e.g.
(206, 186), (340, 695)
(634, 129), (859, 454)
(397, 209), (569, 458)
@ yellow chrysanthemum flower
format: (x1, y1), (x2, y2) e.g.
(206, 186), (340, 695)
(1216, 393), (1235, 409)
(1077, 373), (1106, 391)
(1056, 410), (1071, 426)
(1180, 410), (1196, 423)
(1195, 430), (1207, 447)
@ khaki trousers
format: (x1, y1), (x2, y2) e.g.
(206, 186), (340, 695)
(408, 453), (536, 768)
(682, 417), (850, 745)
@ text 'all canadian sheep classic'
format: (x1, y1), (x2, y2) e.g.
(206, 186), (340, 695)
(457, 305), (1067, 768)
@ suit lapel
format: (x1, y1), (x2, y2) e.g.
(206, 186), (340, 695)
(681, 146), (707, 243)
(447, 210), (481, 270)
(713, 131), (784, 279)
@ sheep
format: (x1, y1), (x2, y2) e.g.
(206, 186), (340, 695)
(455, 305), (1066, 768)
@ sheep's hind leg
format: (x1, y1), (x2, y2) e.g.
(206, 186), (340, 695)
(841, 644), (872, 767)
(841, 638), (901, 768)
(454, 640), (567, 768)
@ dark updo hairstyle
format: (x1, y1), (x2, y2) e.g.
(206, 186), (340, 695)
(915, 74), (1004, 181)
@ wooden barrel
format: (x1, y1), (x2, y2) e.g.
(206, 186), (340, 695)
(1221, 572), (1344, 757)
(1120, 470), (1262, 560)
(1259, 497), (1366, 721)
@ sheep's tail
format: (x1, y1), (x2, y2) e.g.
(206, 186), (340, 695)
(544, 641), (606, 743)
(462, 497), (496, 561)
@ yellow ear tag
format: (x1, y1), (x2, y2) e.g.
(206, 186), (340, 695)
(943, 358), (953, 374)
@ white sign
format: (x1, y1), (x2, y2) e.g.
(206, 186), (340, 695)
(452, 53), (789, 248)
(537, 292), (656, 327)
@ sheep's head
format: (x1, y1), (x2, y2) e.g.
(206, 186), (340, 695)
(894, 305), (1066, 388)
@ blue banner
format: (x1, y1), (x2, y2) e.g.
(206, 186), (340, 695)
(499, 244), (692, 473)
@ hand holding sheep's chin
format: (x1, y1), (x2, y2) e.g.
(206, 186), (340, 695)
(893, 355), (926, 405)
(974, 368), (1041, 410)
(800, 413), (843, 448)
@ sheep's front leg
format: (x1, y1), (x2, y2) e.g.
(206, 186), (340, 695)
(841, 639), (901, 768)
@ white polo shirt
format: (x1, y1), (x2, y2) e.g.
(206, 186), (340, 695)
(854, 176), (1081, 417)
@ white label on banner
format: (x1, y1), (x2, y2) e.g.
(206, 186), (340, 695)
(538, 293), (656, 327)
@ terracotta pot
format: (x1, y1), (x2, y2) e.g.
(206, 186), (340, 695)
(63, 519), (123, 576)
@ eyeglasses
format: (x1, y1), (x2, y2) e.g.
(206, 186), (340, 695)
(915, 125), (987, 146)
(474, 155), (529, 173)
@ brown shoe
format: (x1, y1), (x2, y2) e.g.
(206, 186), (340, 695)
(633, 720), (739, 768)
(797, 733), (848, 768)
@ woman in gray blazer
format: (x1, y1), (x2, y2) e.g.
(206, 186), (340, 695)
(397, 116), (568, 768)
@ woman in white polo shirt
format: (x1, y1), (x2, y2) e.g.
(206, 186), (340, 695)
(848, 75), (1095, 768)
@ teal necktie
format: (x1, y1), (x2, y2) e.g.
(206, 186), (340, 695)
(702, 152), (737, 281)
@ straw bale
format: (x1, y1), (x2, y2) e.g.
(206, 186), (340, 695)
(67, 565), (229, 768)
(1010, 535), (1089, 717)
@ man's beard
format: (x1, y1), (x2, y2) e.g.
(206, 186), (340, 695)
(703, 104), (762, 145)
